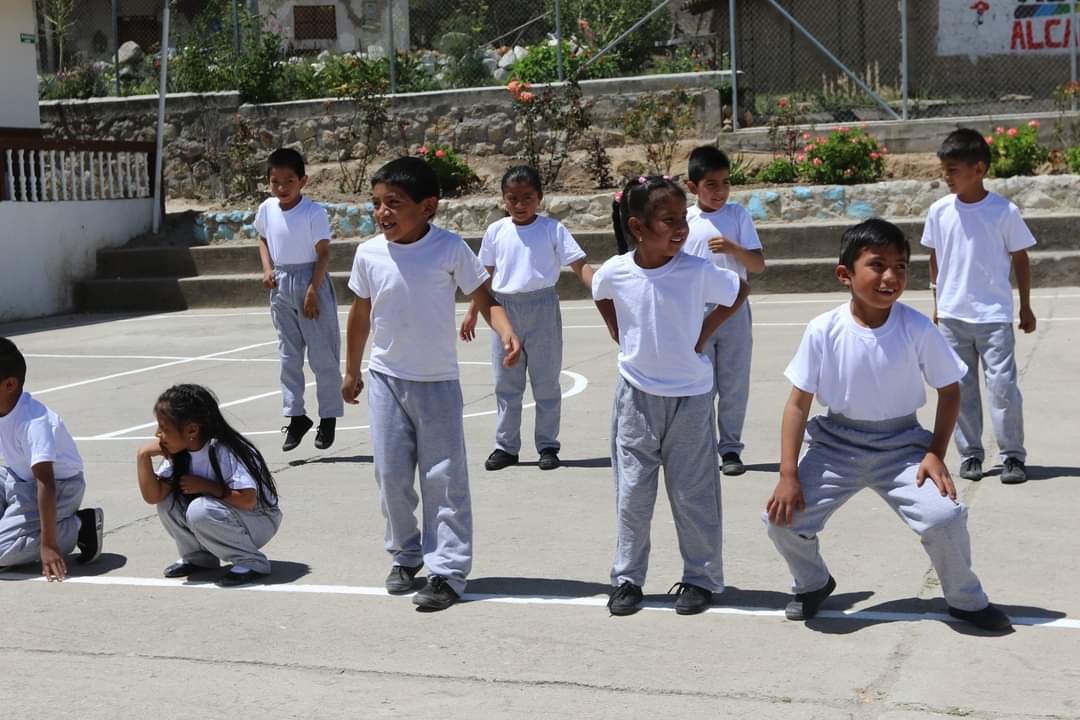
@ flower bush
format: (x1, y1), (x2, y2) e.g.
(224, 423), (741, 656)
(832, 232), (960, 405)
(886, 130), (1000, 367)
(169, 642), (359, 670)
(417, 144), (481, 197)
(800, 127), (887, 185)
(622, 88), (696, 175)
(507, 79), (593, 188)
(510, 41), (616, 84)
(986, 121), (1049, 178)
(757, 158), (800, 184)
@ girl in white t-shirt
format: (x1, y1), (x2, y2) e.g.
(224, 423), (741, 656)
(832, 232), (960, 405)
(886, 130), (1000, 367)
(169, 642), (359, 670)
(593, 176), (748, 617)
(136, 384), (283, 587)
(460, 166), (594, 472)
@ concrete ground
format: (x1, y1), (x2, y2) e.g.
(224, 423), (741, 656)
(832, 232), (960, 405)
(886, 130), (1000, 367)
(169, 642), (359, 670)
(1, 289), (1078, 719)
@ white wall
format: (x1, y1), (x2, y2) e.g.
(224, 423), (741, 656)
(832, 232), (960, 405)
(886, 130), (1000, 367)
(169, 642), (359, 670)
(0, 198), (153, 321)
(0, 1), (41, 128)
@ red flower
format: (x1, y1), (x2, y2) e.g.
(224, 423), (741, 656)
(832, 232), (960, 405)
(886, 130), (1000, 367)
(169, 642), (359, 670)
(1028, 119), (1041, 129)
(507, 80), (522, 95)
(1007, 127), (1018, 137)
(418, 146), (428, 155)
(435, 149), (446, 158)
(519, 91), (535, 102)
(870, 151), (881, 160)
(779, 98), (788, 108)
(985, 135), (994, 144)
(801, 132), (811, 140)
(813, 157), (823, 167)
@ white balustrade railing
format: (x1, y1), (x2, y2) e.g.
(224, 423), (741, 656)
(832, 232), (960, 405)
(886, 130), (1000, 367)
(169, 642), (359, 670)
(1, 142), (155, 203)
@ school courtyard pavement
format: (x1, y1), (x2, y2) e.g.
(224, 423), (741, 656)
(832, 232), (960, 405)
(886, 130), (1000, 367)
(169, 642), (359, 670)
(1, 288), (1078, 720)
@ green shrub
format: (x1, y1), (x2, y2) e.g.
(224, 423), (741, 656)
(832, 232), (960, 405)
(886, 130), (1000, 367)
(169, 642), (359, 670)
(417, 144), (481, 197)
(510, 41), (615, 83)
(549, 0), (671, 72)
(801, 127), (887, 185)
(756, 158), (799, 184)
(987, 122), (1050, 178)
(39, 64), (110, 100)
(1066, 145), (1080, 173)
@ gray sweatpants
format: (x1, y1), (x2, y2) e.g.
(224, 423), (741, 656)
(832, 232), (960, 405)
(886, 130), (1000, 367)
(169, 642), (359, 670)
(491, 287), (563, 455)
(0, 467), (84, 567)
(937, 318), (1026, 463)
(270, 262), (344, 419)
(367, 369), (473, 596)
(702, 301), (753, 456)
(157, 495), (282, 575)
(610, 377), (725, 592)
(764, 413), (989, 612)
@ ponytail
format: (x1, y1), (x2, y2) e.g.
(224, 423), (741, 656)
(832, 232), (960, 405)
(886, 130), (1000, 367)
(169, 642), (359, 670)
(611, 175), (686, 255)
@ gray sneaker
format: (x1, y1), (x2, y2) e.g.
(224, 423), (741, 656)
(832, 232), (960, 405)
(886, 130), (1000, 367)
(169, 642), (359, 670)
(1000, 457), (1028, 485)
(959, 457), (983, 481)
(385, 564), (423, 594)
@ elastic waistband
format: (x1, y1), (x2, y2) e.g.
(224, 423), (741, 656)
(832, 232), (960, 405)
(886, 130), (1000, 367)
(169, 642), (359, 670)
(824, 412), (919, 433)
(494, 286), (559, 304)
(273, 262), (316, 272)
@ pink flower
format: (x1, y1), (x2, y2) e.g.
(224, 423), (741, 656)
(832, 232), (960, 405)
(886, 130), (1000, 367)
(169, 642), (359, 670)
(985, 135), (994, 144)
(614, 191), (623, 202)
(805, 144), (815, 152)
(796, 153), (805, 162)
(813, 157), (823, 167)
(519, 91), (535, 102)
(802, 132), (811, 140)
(418, 146), (428, 156)
(995, 126), (1005, 134)
(882, 146), (889, 154)
(1028, 119), (1041, 129)
(870, 151), (881, 160)
(837, 126), (850, 133)
(817, 136), (827, 144)
(435, 149), (446, 158)
(1007, 127), (1018, 137)
(507, 80), (522, 95)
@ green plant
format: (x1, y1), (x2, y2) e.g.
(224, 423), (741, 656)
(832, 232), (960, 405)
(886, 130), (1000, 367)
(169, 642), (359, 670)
(44, 0), (78, 71)
(38, 65), (110, 100)
(987, 122), (1050, 178)
(550, 0), (671, 72)
(756, 158), (799, 184)
(801, 127), (887, 185)
(437, 32), (494, 89)
(508, 79), (594, 189)
(1065, 146), (1080, 173)
(649, 46), (718, 75)
(336, 71), (391, 194)
(728, 153), (755, 185)
(417, 145), (481, 197)
(510, 41), (615, 84)
(583, 133), (615, 189)
(1052, 81), (1080, 150)
(622, 88), (696, 175)
(766, 97), (806, 164)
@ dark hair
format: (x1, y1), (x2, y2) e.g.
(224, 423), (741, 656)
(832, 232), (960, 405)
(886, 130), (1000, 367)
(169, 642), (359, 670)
(839, 218), (911, 269)
(371, 156), (440, 203)
(611, 176), (687, 255)
(0, 337), (26, 387)
(267, 147), (306, 178)
(154, 384), (278, 507)
(937, 128), (991, 167)
(687, 145), (731, 182)
(501, 165), (543, 195)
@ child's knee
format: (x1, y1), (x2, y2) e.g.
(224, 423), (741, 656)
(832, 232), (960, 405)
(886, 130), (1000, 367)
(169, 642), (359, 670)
(917, 499), (966, 536)
(185, 496), (228, 529)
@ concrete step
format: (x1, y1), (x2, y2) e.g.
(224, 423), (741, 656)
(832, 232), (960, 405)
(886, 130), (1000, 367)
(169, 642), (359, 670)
(75, 250), (1080, 312)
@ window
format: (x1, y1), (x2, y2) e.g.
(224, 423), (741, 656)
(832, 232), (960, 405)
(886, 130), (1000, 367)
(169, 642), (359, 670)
(293, 5), (337, 41)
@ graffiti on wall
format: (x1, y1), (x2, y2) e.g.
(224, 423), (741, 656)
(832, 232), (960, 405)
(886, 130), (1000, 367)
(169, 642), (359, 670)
(938, 1), (1080, 56)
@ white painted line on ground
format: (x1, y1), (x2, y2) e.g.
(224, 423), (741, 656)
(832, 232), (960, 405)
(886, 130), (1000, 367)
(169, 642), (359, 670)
(2, 572), (1075, 629)
(26, 353), (279, 363)
(31, 341), (278, 396)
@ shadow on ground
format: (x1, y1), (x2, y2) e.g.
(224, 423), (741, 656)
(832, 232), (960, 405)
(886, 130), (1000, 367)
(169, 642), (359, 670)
(803, 596), (1066, 635)
(0, 552), (128, 581)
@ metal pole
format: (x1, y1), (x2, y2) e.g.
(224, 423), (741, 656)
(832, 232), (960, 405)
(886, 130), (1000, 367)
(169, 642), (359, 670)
(387, 0), (396, 93)
(232, 0), (241, 57)
(112, 0), (121, 96)
(762, 0), (901, 120)
(900, 0), (909, 120)
(729, 0), (738, 131)
(579, 0), (674, 72)
(555, 0), (564, 82)
(153, 0), (170, 235)
(1072, 1), (1078, 111)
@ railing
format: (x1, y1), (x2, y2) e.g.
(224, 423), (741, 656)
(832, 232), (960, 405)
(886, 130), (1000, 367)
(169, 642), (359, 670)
(0, 138), (157, 203)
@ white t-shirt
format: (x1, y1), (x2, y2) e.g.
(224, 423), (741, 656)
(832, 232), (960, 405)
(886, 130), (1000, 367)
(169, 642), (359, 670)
(0, 392), (83, 481)
(684, 203), (763, 281)
(478, 215), (586, 294)
(592, 252), (742, 397)
(348, 224), (489, 382)
(784, 302), (967, 421)
(254, 196), (332, 265)
(920, 192), (1036, 324)
(156, 439), (275, 505)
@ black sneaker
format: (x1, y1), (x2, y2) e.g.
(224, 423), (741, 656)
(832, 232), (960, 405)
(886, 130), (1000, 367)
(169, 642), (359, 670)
(163, 560), (207, 578)
(412, 575), (460, 611)
(959, 457), (984, 481)
(385, 564), (423, 594)
(314, 418), (336, 450)
(785, 575), (837, 621)
(218, 566), (268, 587)
(538, 448), (561, 471)
(671, 582), (713, 615)
(721, 452), (746, 476)
(948, 603), (1012, 632)
(75, 507), (103, 564)
(1000, 457), (1027, 485)
(607, 581), (644, 616)
(281, 415), (314, 452)
(484, 449), (519, 471)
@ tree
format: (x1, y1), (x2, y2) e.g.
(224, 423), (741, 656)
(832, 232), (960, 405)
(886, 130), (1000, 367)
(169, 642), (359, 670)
(44, 0), (78, 72)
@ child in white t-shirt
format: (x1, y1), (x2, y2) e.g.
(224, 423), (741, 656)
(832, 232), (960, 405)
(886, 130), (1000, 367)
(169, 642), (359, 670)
(342, 157), (521, 612)
(0, 338), (102, 579)
(765, 219), (1010, 632)
(684, 146), (766, 476)
(460, 166), (594, 472)
(594, 176), (748, 617)
(922, 128), (1036, 485)
(256, 148), (343, 453)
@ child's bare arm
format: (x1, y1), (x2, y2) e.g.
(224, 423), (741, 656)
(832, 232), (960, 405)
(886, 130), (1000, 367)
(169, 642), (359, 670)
(707, 237), (766, 273)
(470, 288), (522, 366)
(32, 461), (66, 581)
(257, 237), (276, 289)
(917, 382), (960, 499)
(1011, 250), (1036, 333)
(303, 239), (331, 319)
(695, 279), (750, 352)
(569, 259), (596, 289)
(342, 297), (371, 404)
(460, 267), (495, 342)
(136, 440), (172, 505)
(176, 474), (257, 510)
(594, 299), (618, 343)
(928, 249), (939, 323)
(767, 387), (814, 527)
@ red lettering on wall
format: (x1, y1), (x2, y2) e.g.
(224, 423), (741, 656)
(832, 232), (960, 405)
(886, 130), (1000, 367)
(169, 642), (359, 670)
(1046, 19), (1063, 49)
(1011, 20), (1025, 50)
(1026, 20), (1045, 50)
